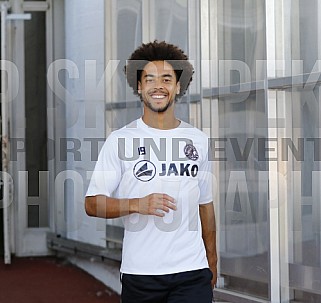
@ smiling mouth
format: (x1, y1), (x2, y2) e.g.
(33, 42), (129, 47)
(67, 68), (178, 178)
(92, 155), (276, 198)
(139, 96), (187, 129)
(148, 90), (168, 100)
(150, 94), (167, 99)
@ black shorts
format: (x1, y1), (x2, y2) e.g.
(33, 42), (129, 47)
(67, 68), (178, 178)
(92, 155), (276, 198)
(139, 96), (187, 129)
(121, 268), (213, 303)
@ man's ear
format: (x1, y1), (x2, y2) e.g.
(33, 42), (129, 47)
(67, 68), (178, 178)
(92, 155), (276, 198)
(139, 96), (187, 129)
(138, 82), (142, 94)
(176, 82), (181, 94)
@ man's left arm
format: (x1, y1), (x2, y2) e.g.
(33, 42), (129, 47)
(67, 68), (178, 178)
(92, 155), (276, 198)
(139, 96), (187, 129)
(199, 202), (217, 288)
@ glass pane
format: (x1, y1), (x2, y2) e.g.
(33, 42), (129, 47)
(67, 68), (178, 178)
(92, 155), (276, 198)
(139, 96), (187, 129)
(107, 106), (142, 131)
(151, 0), (194, 123)
(218, 91), (270, 299)
(113, 0), (192, 127)
(290, 0), (321, 75)
(278, 85), (321, 302)
(109, 0), (143, 130)
(152, 0), (188, 52)
(115, 0), (142, 104)
(25, 12), (48, 228)
(216, 0), (266, 85)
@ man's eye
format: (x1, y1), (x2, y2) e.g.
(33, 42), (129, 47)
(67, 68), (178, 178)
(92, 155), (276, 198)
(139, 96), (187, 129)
(163, 79), (172, 83)
(146, 79), (154, 83)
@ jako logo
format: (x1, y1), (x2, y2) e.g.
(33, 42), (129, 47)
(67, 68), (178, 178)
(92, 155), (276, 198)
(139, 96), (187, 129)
(133, 160), (156, 182)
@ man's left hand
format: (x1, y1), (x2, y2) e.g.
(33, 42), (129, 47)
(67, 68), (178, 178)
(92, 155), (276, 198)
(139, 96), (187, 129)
(209, 265), (217, 289)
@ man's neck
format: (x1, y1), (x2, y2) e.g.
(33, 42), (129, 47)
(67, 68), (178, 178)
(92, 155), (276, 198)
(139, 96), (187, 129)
(142, 112), (180, 130)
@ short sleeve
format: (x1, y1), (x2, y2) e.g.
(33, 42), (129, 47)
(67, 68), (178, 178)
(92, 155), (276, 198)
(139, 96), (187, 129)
(86, 133), (122, 197)
(198, 140), (213, 205)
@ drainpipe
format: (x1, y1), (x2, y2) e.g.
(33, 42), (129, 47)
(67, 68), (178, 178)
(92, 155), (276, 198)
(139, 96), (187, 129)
(1, 1), (11, 265)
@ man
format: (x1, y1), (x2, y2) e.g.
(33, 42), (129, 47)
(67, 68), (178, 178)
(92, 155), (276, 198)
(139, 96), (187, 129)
(85, 41), (217, 302)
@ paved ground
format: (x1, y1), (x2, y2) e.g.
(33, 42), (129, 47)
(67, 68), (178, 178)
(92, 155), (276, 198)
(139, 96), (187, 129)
(0, 256), (120, 303)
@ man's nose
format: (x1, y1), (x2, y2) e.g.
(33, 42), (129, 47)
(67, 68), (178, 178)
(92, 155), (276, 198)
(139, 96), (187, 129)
(154, 78), (164, 89)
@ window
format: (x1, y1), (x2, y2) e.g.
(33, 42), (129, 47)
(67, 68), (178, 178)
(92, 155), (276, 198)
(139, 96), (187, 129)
(218, 91), (269, 298)
(207, 0), (270, 299)
(275, 85), (321, 302)
(104, 0), (321, 301)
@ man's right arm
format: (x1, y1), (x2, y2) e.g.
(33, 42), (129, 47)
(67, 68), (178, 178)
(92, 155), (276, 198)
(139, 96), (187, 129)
(85, 194), (176, 219)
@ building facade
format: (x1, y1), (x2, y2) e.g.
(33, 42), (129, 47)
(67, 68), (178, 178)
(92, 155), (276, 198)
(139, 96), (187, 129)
(1, 0), (321, 302)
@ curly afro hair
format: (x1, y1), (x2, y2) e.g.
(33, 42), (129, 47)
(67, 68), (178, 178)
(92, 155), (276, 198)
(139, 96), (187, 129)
(124, 40), (194, 99)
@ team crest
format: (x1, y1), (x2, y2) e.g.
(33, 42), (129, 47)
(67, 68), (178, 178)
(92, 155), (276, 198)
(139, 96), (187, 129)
(184, 144), (199, 161)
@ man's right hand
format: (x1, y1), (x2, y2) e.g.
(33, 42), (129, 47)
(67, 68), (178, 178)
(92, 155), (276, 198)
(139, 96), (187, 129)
(85, 194), (177, 219)
(134, 194), (176, 217)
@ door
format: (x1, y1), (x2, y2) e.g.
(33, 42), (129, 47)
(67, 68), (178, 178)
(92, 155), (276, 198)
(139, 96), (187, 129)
(4, 0), (53, 258)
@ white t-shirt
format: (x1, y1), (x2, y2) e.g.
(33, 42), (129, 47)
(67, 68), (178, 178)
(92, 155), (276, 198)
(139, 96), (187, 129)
(86, 118), (213, 275)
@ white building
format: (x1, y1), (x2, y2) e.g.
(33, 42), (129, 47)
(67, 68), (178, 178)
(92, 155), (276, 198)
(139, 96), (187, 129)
(1, 0), (321, 302)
